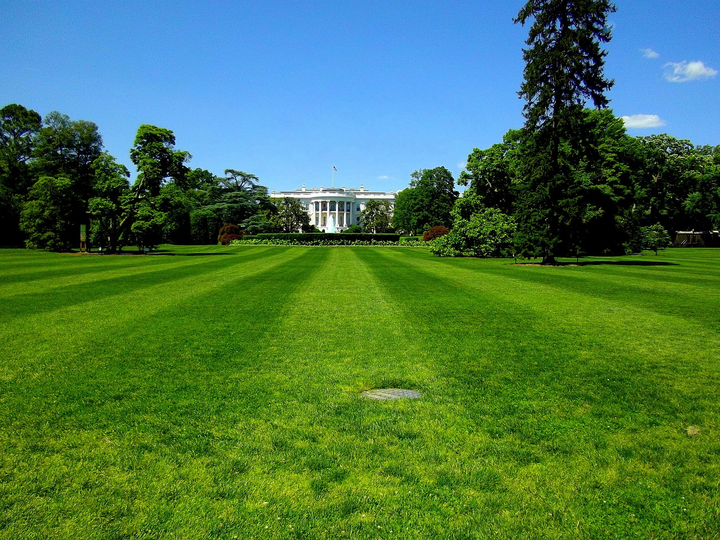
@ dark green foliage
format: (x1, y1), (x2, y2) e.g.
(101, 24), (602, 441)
(129, 201), (166, 250)
(392, 167), (458, 234)
(251, 232), (404, 243)
(88, 153), (131, 252)
(640, 223), (672, 254)
(19, 176), (81, 251)
(33, 111), (103, 205)
(190, 208), (223, 244)
(458, 130), (521, 215)
(241, 212), (275, 234)
(0, 103), (41, 198)
(269, 197), (312, 232)
(514, 0), (616, 263)
(429, 198), (516, 257)
(342, 224), (363, 233)
(422, 225), (449, 242)
(360, 199), (393, 233)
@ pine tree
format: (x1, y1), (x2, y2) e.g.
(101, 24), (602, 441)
(514, 0), (616, 263)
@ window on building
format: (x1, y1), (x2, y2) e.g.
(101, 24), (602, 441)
(356, 205), (360, 212)
(321, 201), (327, 211)
(338, 201), (345, 211)
(322, 216), (326, 226)
(330, 201), (336, 212)
(339, 214), (344, 226)
(315, 202), (319, 212)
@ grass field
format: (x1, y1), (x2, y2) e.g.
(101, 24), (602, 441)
(1, 245), (719, 539)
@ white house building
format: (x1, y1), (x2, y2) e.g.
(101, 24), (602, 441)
(271, 184), (397, 232)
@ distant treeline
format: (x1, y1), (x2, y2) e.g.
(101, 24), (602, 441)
(0, 103), (315, 252)
(2, 103), (719, 256)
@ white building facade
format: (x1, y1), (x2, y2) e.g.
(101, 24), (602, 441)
(271, 184), (396, 232)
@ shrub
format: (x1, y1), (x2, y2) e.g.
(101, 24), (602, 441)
(423, 226), (450, 242)
(640, 223), (672, 255)
(218, 223), (242, 245)
(220, 233), (243, 245)
(429, 208), (516, 258)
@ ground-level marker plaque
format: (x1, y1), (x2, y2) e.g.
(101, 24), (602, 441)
(361, 388), (422, 400)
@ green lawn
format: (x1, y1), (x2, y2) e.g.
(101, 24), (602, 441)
(1, 246), (719, 539)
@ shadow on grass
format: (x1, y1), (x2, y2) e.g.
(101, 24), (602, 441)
(148, 252), (235, 257)
(577, 260), (678, 267)
(512, 260), (678, 267)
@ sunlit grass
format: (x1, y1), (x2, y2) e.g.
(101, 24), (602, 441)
(1, 246), (719, 538)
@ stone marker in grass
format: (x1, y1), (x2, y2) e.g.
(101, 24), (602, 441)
(362, 388), (422, 400)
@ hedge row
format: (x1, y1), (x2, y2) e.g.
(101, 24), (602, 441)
(249, 233), (406, 242)
(232, 236), (425, 247)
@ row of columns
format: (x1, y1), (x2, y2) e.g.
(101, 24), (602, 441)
(311, 200), (359, 230)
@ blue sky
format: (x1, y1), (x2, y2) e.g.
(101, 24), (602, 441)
(1, 0), (718, 193)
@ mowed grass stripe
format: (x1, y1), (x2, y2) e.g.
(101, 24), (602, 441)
(1, 248), (337, 539)
(352, 247), (720, 538)
(0, 247), (280, 310)
(373, 248), (719, 366)
(1, 247), (313, 381)
(208, 248), (504, 538)
(1, 246), (718, 539)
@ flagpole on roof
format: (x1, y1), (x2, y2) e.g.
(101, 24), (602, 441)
(332, 165), (337, 188)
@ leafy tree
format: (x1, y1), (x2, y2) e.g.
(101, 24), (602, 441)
(130, 125), (191, 198)
(33, 111), (103, 204)
(20, 176), (81, 251)
(241, 212), (275, 234)
(640, 223), (672, 254)
(392, 167), (458, 234)
(360, 199), (393, 233)
(514, 0), (616, 263)
(635, 135), (719, 232)
(221, 169), (259, 191)
(0, 104), (41, 196)
(574, 109), (639, 254)
(156, 183), (198, 244)
(459, 130), (521, 215)
(430, 194), (516, 257)
(88, 153), (131, 252)
(270, 197), (312, 232)
(190, 208), (223, 244)
(130, 201), (166, 250)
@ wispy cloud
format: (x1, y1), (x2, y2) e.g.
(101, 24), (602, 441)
(457, 162), (467, 170)
(377, 175), (390, 180)
(664, 61), (718, 82)
(641, 48), (659, 59)
(621, 114), (666, 129)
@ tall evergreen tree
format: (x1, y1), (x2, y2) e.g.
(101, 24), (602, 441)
(514, 0), (616, 263)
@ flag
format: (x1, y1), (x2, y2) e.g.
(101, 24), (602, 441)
(333, 166), (337, 172)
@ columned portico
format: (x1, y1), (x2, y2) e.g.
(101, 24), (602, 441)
(271, 184), (396, 232)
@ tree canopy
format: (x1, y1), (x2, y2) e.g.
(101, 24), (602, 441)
(392, 166), (458, 234)
(514, 0), (616, 263)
